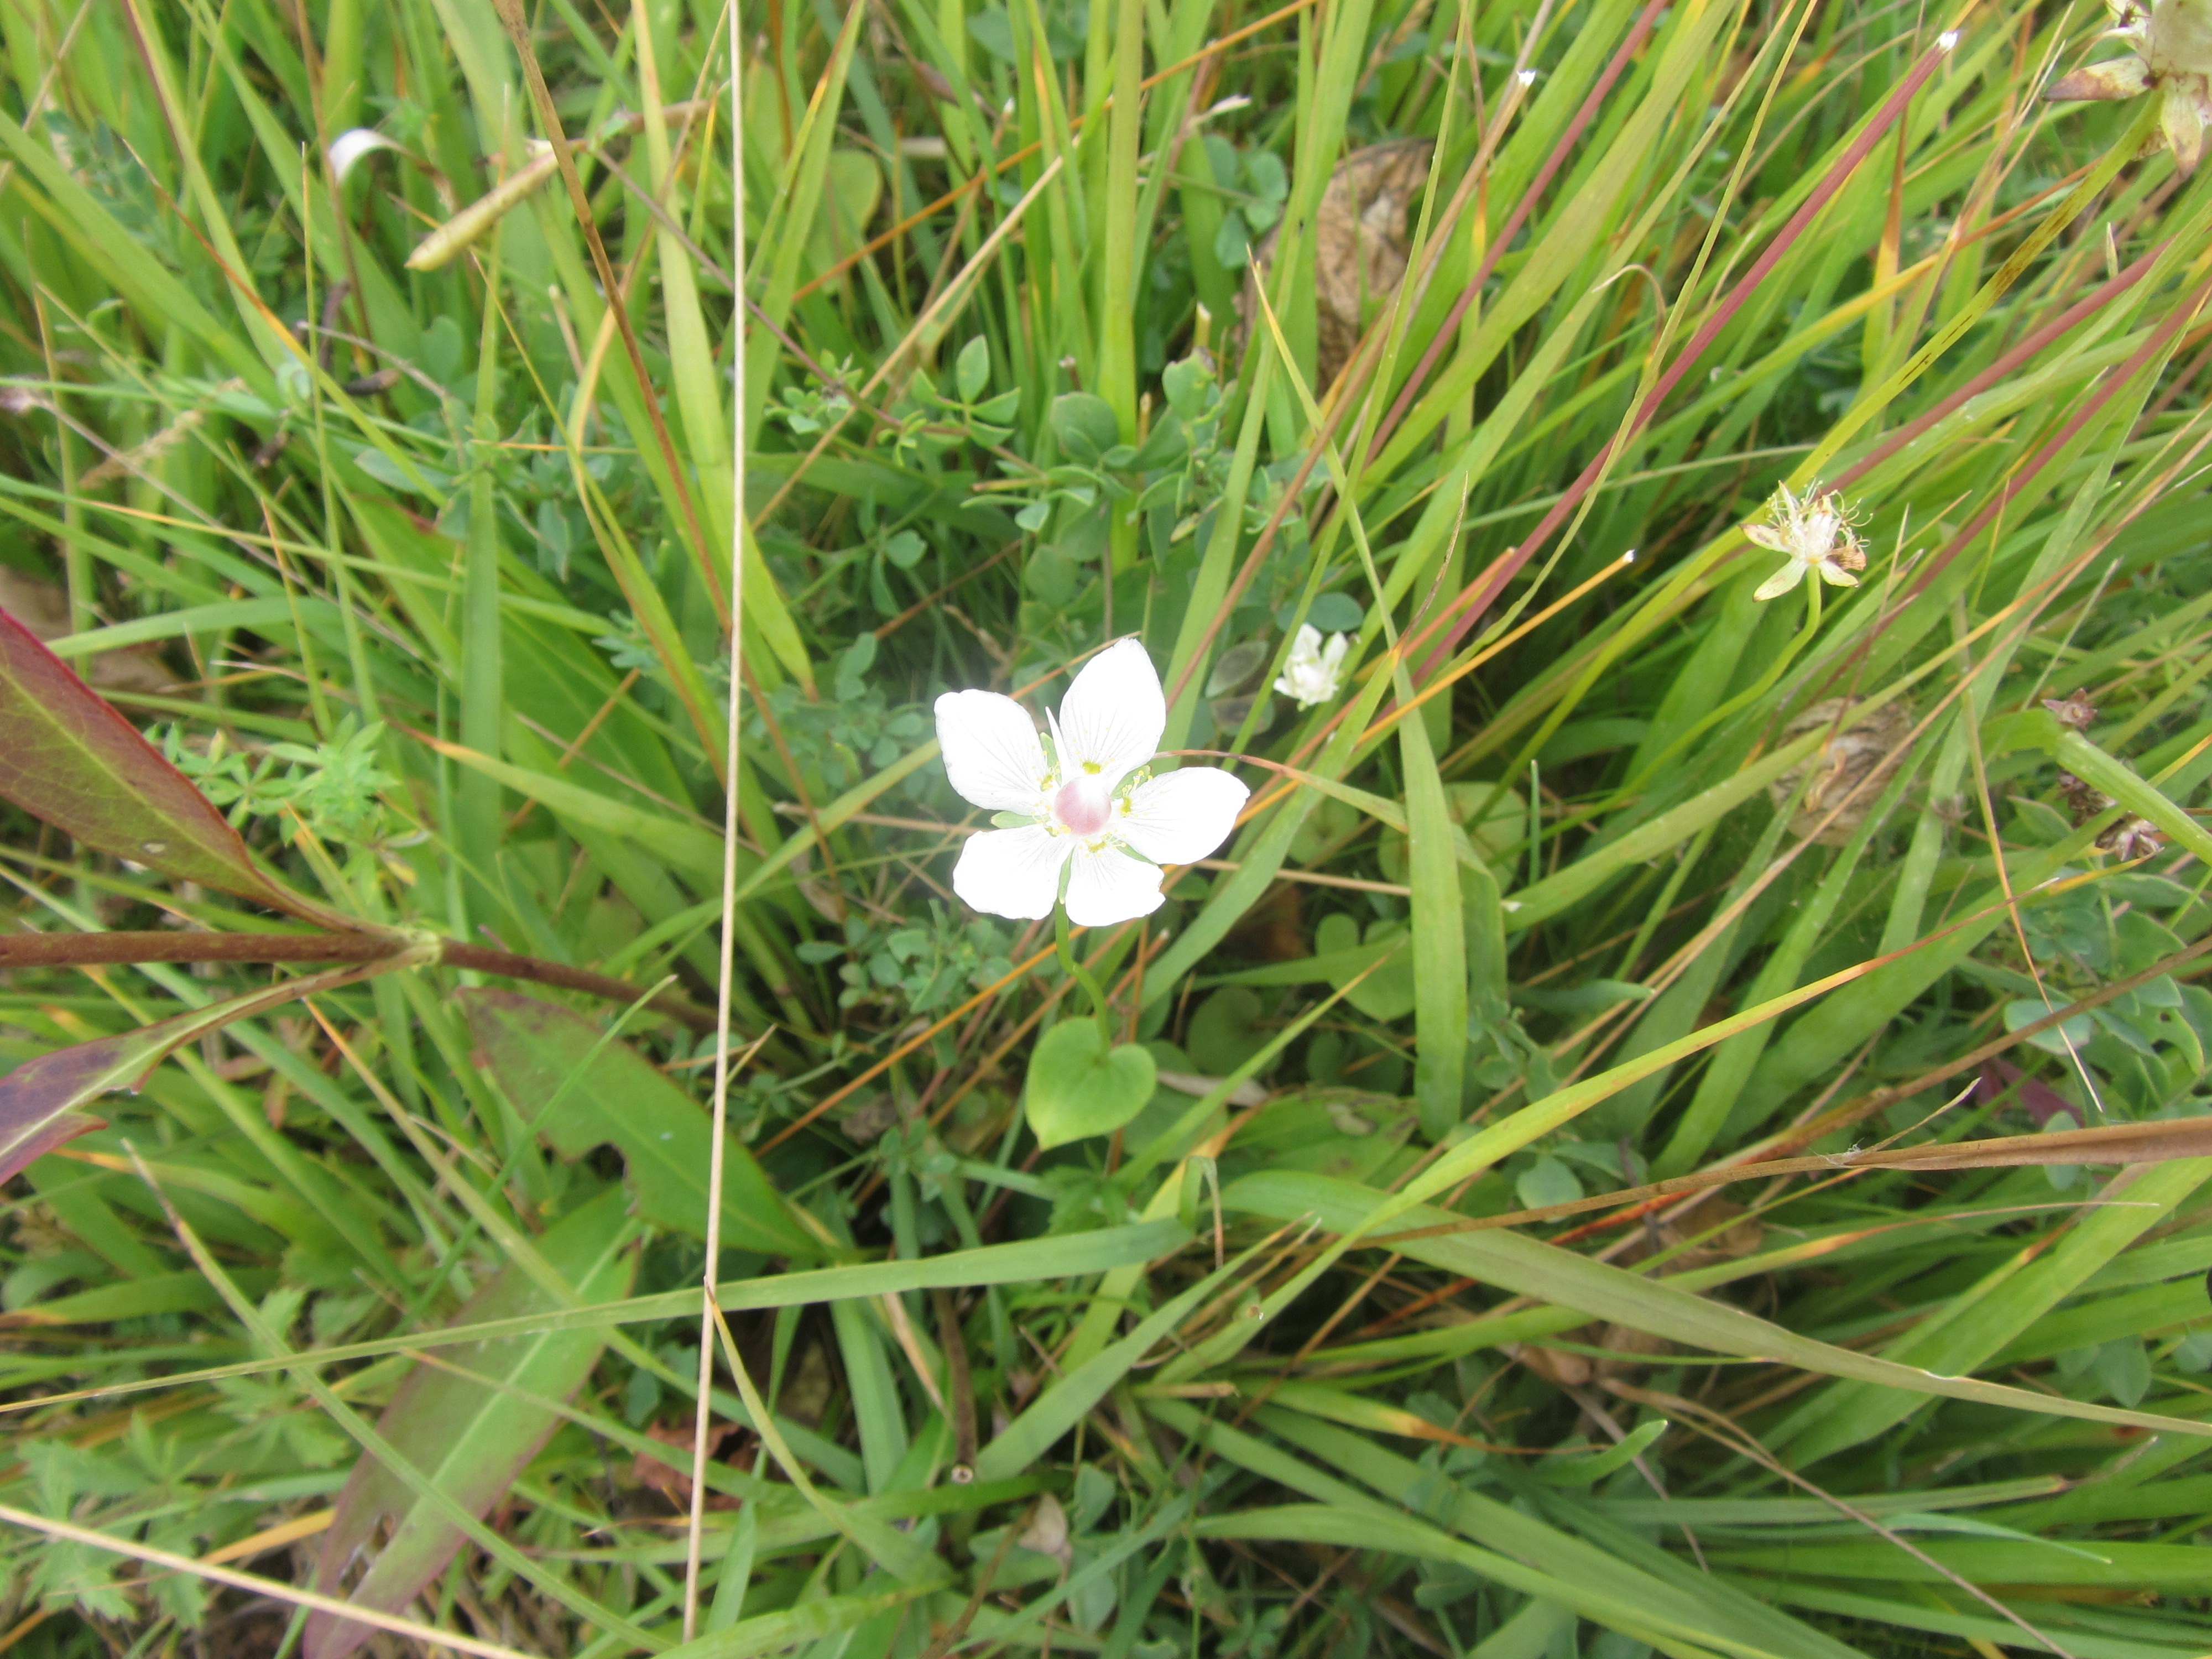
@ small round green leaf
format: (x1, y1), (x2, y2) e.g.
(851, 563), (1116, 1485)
(1025, 1021), (1157, 1149)
(1515, 1155), (1582, 1210)
(957, 335), (990, 403)
(1048, 392), (1121, 464)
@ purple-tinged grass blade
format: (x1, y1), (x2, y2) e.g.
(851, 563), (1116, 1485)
(463, 989), (819, 1258)
(0, 605), (358, 927)
(1, 948), (430, 1186)
(305, 1188), (634, 1659)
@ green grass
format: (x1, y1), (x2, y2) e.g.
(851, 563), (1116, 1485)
(2, 0), (2212, 1654)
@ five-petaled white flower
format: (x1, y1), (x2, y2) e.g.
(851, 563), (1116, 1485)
(1747, 483), (1867, 601)
(2044, 0), (2212, 176)
(936, 640), (1250, 926)
(1274, 624), (1350, 709)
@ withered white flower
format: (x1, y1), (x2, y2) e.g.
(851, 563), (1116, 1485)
(935, 639), (1249, 926)
(327, 128), (402, 184)
(2044, 0), (2212, 176)
(1747, 482), (1867, 601)
(1274, 623), (1349, 708)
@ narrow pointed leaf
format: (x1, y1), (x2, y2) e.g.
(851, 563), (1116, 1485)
(462, 989), (818, 1258)
(1226, 1171), (2212, 1442)
(306, 1188), (634, 1659)
(1, 953), (421, 1185)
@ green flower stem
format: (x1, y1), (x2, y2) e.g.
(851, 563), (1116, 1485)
(1056, 904), (1115, 1034)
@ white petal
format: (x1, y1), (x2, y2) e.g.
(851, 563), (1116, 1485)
(1754, 561), (1807, 601)
(328, 128), (401, 182)
(2165, 88), (2206, 175)
(936, 690), (1051, 812)
(1055, 638), (1165, 789)
(1816, 559), (1861, 589)
(2046, 56), (2151, 99)
(1117, 767), (1249, 866)
(1064, 839), (1165, 927)
(952, 826), (1068, 920)
(1743, 524), (1788, 552)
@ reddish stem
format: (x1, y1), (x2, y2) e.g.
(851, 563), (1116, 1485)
(1404, 43), (1953, 685)
(1366, 0), (1672, 461)
(1833, 245), (2164, 491)
(0, 930), (716, 1032)
(1893, 270), (2212, 604)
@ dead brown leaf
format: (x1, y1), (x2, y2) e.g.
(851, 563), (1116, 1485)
(634, 1418), (742, 1509)
(1245, 140), (1433, 393)
(1767, 697), (1913, 844)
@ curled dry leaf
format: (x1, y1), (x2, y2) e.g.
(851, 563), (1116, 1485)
(634, 1418), (743, 1509)
(1766, 697), (1913, 844)
(1017, 1492), (1072, 1567)
(1244, 140), (1434, 392)
(1508, 1340), (1592, 1387)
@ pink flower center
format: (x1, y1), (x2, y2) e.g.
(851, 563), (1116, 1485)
(1053, 776), (1113, 837)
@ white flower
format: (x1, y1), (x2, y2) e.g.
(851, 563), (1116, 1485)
(1273, 624), (1349, 708)
(327, 128), (401, 184)
(2045, 0), (2212, 175)
(1747, 482), (1867, 601)
(936, 639), (1250, 926)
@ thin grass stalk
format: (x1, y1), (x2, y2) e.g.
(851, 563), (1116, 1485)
(1408, 35), (1960, 684)
(0, 1503), (536, 1659)
(685, 5), (752, 1634)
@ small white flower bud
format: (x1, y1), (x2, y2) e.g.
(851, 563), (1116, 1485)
(327, 128), (400, 184)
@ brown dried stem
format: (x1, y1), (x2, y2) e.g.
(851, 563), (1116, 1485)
(0, 930), (715, 1032)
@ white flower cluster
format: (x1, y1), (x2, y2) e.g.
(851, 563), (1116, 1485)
(1273, 624), (1349, 708)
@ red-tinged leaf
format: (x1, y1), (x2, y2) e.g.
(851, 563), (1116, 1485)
(306, 1188), (634, 1659)
(1978, 1058), (2078, 1129)
(0, 606), (354, 925)
(0, 1106), (106, 1180)
(1, 950), (430, 1186)
(463, 989), (819, 1258)
(1, 1008), (245, 1185)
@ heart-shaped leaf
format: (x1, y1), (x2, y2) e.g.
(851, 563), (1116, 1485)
(1313, 914), (1416, 1021)
(0, 607), (356, 927)
(1025, 1020), (1157, 1149)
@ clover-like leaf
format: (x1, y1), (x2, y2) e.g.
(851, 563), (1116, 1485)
(957, 335), (990, 403)
(1049, 392), (1121, 466)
